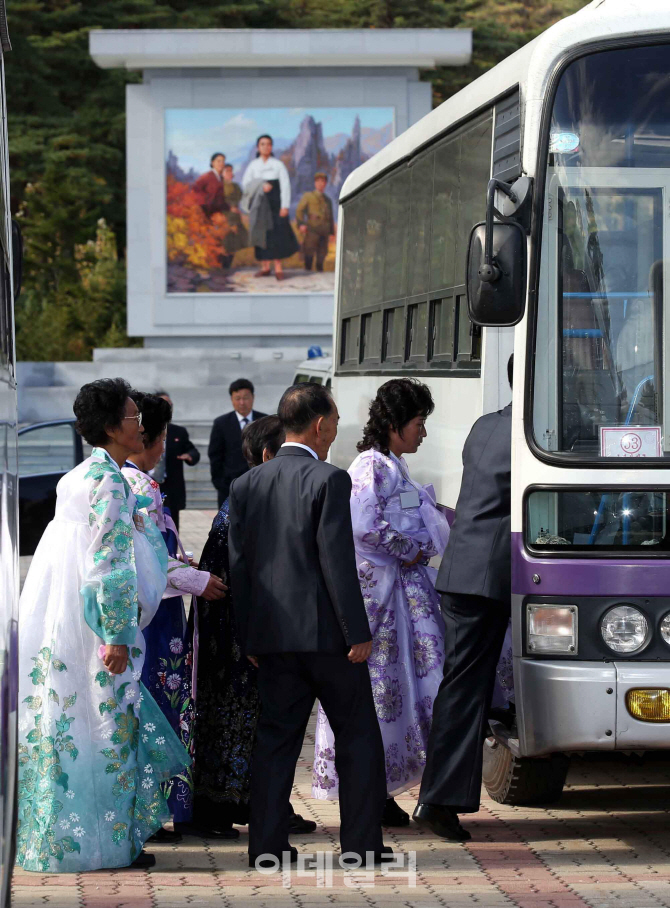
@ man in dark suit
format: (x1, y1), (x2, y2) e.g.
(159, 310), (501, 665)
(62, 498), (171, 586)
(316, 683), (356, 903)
(208, 378), (267, 507)
(228, 383), (388, 868)
(413, 355), (514, 841)
(155, 391), (200, 532)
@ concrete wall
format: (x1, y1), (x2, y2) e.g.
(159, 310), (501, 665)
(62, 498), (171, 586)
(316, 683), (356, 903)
(17, 345), (321, 424)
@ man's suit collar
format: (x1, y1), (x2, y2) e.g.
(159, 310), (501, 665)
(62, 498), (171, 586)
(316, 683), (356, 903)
(276, 446), (319, 460)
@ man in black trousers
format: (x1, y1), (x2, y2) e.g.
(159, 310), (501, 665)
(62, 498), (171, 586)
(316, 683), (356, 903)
(209, 378), (267, 507)
(228, 382), (388, 868)
(155, 391), (200, 532)
(413, 355), (514, 841)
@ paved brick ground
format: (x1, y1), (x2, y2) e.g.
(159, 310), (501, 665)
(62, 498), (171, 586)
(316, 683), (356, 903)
(14, 511), (670, 908)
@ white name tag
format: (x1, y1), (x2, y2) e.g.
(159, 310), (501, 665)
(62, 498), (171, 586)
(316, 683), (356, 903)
(399, 490), (421, 509)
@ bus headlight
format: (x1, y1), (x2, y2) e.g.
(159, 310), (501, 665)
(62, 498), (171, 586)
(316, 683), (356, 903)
(600, 605), (649, 654)
(527, 604), (577, 654)
(660, 613), (670, 647)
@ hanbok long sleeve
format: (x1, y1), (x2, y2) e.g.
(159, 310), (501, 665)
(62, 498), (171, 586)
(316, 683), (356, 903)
(122, 467), (209, 598)
(17, 448), (190, 873)
(312, 449), (449, 799)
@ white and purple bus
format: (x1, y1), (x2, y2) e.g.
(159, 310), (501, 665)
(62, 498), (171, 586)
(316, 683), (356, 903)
(0, 0), (19, 896)
(330, 0), (670, 802)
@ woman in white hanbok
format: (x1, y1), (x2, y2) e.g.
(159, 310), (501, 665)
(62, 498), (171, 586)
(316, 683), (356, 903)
(16, 379), (191, 873)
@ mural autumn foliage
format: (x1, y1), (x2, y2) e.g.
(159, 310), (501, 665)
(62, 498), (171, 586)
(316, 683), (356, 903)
(166, 175), (231, 272)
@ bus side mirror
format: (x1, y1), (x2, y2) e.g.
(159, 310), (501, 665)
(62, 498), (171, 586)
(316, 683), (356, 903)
(466, 176), (530, 327)
(466, 221), (526, 327)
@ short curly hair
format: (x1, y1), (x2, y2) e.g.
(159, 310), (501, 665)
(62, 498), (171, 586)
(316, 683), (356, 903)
(241, 415), (285, 467)
(131, 391), (172, 446)
(357, 378), (434, 455)
(73, 378), (133, 447)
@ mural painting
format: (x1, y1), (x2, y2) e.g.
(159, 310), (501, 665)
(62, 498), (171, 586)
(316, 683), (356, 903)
(165, 107), (394, 293)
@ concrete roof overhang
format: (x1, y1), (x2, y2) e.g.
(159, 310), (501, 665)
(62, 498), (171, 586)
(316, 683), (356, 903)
(89, 28), (472, 70)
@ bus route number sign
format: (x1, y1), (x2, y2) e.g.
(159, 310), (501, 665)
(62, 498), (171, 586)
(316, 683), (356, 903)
(600, 426), (662, 458)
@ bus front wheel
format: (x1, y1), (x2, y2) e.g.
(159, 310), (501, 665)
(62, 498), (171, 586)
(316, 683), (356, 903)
(482, 737), (570, 805)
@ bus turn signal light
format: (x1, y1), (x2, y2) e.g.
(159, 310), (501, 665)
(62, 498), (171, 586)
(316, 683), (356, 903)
(626, 689), (670, 722)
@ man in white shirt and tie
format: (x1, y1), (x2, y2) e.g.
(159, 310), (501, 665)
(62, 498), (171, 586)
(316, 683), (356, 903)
(208, 378), (267, 507)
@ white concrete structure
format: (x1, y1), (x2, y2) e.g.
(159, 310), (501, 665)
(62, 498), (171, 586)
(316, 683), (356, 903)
(89, 28), (472, 349)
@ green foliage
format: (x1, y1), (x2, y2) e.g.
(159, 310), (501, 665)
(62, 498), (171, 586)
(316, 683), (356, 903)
(8, 0), (589, 361)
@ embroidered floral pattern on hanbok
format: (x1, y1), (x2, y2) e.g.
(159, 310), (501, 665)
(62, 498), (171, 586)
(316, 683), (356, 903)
(413, 634), (442, 678)
(17, 648), (81, 871)
(372, 675), (404, 723)
(313, 448), (449, 799)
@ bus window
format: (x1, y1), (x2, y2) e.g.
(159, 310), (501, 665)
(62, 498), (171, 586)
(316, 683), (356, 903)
(360, 310), (382, 364)
(429, 298), (455, 362)
(383, 169), (410, 303)
(407, 302), (428, 360)
(308, 376), (323, 385)
(457, 295), (481, 362)
(534, 43), (670, 459)
(382, 306), (405, 362)
(337, 110), (492, 376)
(408, 155), (434, 297)
(527, 488), (670, 551)
(340, 315), (360, 365)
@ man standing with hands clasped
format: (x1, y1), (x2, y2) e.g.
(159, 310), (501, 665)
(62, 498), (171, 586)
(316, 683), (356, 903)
(228, 382), (390, 869)
(209, 379), (267, 508)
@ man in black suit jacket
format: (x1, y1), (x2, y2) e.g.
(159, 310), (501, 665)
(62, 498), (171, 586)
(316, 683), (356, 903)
(413, 356), (513, 842)
(156, 392), (201, 532)
(208, 378), (267, 507)
(228, 383), (388, 868)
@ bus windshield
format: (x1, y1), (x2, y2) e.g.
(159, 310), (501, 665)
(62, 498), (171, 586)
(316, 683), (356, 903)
(533, 44), (670, 461)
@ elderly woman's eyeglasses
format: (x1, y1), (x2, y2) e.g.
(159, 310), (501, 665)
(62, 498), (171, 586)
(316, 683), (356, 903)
(123, 412), (143, 428)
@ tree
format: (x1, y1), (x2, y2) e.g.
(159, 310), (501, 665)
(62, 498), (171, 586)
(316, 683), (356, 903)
(7, 0), (589, 361)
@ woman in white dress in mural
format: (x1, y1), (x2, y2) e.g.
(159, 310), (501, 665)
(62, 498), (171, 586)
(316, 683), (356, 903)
(16, 379), (190, 873)
(242, 134), (298, 280)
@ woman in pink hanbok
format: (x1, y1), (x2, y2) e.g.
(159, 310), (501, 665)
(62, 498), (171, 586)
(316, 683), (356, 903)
(312, 379), (450, 826)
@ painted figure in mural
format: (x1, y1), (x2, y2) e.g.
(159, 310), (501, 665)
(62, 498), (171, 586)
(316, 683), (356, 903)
(296, 172), (335, 273)
(312, 378), (450, 828)
(191, 416), (316, 839)
(192, 152), (230, 219)
(16, 379), (190, 873)
(241, 134), (299, 281)
(221, 163), (249, 269)
(121, 392), (227, 841)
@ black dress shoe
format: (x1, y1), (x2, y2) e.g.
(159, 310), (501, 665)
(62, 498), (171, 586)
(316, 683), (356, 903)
(340, 845), (394, 868)
(130, 850), (156, 868)
(412, 803), (471, 841)
(176, 821), (240, 840)
(288, 812), (317, 834)
(147, 826), (182, 844)
(382, 797), (410, 827)
(249, 846), (298, 869)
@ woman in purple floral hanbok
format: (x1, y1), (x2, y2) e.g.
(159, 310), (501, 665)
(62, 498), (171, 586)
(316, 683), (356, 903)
(312, 379), (450, 826)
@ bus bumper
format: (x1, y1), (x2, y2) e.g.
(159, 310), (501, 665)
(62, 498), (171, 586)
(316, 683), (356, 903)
(516, 658), (670, 757)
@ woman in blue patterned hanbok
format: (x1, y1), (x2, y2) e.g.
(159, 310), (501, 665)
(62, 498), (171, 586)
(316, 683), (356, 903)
(122, 392), (225, 837)
(312, 379), (449, 826)
(16, 379), (190, 872)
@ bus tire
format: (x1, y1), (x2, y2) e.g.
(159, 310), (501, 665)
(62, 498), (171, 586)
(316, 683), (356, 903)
(482, 737), (570, 805)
